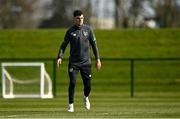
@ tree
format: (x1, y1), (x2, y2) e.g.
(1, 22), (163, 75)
(0, 0), (36, 28)
(155, 0), (180, 27)
(114, 0), (120, 27)
(39, 0), (92, 28)
(114, 0), (130, 28)
(39, 0), (73, 28)
(114, 0), (145, 28)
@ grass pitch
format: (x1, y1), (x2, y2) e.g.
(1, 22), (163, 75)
(1, 59), (180, 118)
(1, 92), (180, 118)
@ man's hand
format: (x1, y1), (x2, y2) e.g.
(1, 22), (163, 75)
(96, 59), (101, 70)
(56, 58), (62, 68)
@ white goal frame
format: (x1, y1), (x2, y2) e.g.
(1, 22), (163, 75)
(1, 62), (53, 98)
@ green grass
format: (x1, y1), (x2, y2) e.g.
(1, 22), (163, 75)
(1, 60), (180, 118)
(1, 93), (180, 118)
(0, 29), (180, 58)
(0, 29), (180, 118)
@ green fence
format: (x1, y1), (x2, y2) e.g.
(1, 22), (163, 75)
(101, 58), (180, 97)
(1, 58), (180, 98)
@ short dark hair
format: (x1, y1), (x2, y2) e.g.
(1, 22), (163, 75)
(73, 10), (83, 17)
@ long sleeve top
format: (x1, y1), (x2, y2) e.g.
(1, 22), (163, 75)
(57, 24), (100, 64)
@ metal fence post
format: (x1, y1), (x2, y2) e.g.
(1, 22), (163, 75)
(130, 59), (134, 97)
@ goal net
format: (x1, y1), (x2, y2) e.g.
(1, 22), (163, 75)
(1, 62), (53, 98)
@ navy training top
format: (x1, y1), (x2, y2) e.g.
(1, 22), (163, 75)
(57, 24), (100, 64)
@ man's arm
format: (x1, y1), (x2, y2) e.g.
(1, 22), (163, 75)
(57, 31), (70, 68)
(89, 28), (101, 70)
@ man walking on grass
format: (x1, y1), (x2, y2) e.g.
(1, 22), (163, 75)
(57, 10), (101, 112)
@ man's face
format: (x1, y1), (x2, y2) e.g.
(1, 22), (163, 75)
(74, 14), (84, 27)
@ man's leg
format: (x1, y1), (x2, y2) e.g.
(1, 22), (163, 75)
(68, 64), (79, 112)
(80, 64), (92, 97)
(80, 64), (91, 110)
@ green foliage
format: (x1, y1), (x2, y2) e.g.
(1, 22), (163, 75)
(0, 29), (65, 58)
(0, 29), (180, 58)
(96, 29), (180, 58)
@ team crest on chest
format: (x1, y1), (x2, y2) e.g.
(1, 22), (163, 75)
(83, 31), (88, 36)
